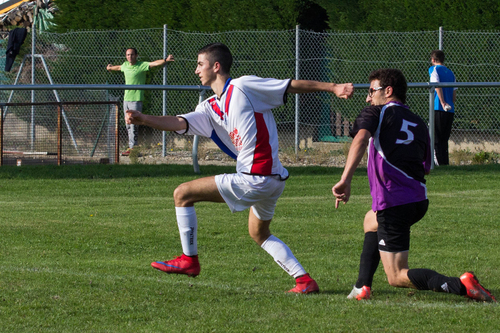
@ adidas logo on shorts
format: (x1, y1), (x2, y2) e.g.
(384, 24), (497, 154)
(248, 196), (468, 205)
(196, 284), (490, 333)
(378, 239), (386, 246)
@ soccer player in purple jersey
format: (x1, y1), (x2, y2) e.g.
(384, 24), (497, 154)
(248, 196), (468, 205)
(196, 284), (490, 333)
(333, 68), (495, 302)
(126, 43), (354, 293)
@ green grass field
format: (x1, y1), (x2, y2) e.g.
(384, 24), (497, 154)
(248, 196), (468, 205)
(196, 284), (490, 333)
(1, 164), (499, 332)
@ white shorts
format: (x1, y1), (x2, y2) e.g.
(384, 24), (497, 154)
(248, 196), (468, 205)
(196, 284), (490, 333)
(215, 173), (286, 221)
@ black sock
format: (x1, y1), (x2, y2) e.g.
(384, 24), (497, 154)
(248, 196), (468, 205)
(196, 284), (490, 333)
(407, 269), (466, 295)
(355, 232), (380, 288)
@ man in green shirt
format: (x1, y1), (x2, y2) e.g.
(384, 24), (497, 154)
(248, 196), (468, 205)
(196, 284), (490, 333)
(107, 48), (174, 156)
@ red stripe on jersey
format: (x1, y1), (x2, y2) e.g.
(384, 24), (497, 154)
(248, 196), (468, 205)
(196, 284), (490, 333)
(209, 97), (224, 120)
(250, 112), (272, 175)
(225, 85), (234, 116)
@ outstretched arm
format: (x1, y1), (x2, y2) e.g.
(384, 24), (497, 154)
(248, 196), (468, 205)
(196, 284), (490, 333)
(332, 129), (371, 208)
(286, 80), (354, 99)
(107, 64), (121, 71)
(126, 110), (187, 132)
(149, 54), (175, 68)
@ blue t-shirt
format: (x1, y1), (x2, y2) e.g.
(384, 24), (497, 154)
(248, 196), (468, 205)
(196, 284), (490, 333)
(429, 65), (456, 112)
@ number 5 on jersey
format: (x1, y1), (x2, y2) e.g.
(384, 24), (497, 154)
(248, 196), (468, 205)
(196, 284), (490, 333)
(396, 119), (418, 145)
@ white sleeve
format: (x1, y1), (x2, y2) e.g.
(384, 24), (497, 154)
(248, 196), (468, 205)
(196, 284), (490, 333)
(175, 102), (213, 137)
(232, 76), (291, 111)
(430, 67), (440, 83)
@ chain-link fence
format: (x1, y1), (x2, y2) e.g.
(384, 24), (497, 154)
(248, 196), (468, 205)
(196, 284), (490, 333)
(0, 101), (119, 166)
(1, 27), (499, 165)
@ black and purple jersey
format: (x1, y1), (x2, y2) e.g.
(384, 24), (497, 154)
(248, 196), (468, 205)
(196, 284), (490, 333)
(350, 102), (431, 211)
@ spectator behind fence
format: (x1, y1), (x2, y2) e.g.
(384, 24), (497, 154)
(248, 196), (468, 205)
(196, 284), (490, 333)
(107, 48), (174, 156)
(429, 50), (457, 166)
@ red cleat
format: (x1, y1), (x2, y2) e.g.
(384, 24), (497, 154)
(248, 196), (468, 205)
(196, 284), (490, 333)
(460, 272), (496, 302)
(151, 254), (200, 277)
(288, 273), (319, 294)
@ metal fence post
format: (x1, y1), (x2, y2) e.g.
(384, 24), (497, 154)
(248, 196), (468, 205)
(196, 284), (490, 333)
(294, 25), (300, 156)
(31, 24), (35, 150)
(57, 104), (62, 165)
(115, 103), (120, 164)
(439, 26), (443, 50)
(162, 24), (168, 157)
(192, 89), (206, 174)
(429, 86), (435, 169)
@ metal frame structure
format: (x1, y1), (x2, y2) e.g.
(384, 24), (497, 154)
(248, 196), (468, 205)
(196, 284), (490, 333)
(0, 84), (210, 171)
(2, 54), (81, 152)
(0, 100), (120, 166)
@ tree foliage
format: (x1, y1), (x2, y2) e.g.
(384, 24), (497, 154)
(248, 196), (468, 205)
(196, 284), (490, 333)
(316, 0), (500, 31)
(51, 0), (327, 32)
(50, 0), (500, 33)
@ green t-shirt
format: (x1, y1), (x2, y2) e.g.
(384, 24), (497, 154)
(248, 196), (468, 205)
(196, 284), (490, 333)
(121, 61), (150, 101)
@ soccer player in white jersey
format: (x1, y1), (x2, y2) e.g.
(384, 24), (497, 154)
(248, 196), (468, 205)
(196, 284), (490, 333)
(333, 68), (495, 302)
(125, 43), (354, 293)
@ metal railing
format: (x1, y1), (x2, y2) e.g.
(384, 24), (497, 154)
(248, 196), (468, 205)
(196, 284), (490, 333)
(3, 82), (498, 170)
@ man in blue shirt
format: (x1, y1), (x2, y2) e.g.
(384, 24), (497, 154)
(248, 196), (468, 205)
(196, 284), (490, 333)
(429, 50), (457, 166)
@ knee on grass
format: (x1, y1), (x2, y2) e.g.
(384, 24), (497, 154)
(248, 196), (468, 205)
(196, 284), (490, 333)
(386, 274), (411, 288)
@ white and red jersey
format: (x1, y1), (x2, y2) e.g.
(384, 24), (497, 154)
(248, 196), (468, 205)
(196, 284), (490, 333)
(177, 76), (290, 179)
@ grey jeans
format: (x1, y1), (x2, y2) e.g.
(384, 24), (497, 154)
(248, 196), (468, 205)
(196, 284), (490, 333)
(123, 101), (142, 149)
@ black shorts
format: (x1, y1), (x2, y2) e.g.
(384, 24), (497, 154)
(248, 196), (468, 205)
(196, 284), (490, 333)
(376, 199), (429, 253)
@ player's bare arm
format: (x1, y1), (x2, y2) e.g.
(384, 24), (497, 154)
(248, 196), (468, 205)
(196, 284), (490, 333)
(287, 80), (354, 99)
(149, 54), (175, 68)
(333, 129), (371, 208)
(106, 64), (121, 71)
(125, 110), (187, 132)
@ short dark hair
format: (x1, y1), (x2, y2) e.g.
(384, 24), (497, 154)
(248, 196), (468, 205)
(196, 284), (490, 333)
(126, 48), (138, 55)
(198, 43), (233, 74)
(430, 50), (445, 63)
(368, 68), (407, 104)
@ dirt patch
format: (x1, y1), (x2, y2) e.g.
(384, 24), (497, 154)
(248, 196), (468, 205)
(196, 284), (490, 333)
(120, 147), (349, 168)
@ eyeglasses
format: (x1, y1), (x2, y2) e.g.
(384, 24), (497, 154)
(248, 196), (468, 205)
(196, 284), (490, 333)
(368, 86), (384, 97)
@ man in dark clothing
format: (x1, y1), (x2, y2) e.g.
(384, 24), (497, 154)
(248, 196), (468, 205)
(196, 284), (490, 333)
(5, 27), (27, 72)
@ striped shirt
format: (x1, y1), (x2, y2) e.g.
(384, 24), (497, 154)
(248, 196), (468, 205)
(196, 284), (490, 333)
(177, 76), (290, 179)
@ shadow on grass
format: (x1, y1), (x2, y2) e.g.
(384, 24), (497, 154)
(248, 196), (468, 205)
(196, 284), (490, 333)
(0, 164), (231, 180)
(0, 163), (498, 180)
(0, 164), (348, 180)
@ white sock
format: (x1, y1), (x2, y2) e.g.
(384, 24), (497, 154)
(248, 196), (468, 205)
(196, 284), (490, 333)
(260, 235), (307, 278)
(175, 206), (198, 256)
